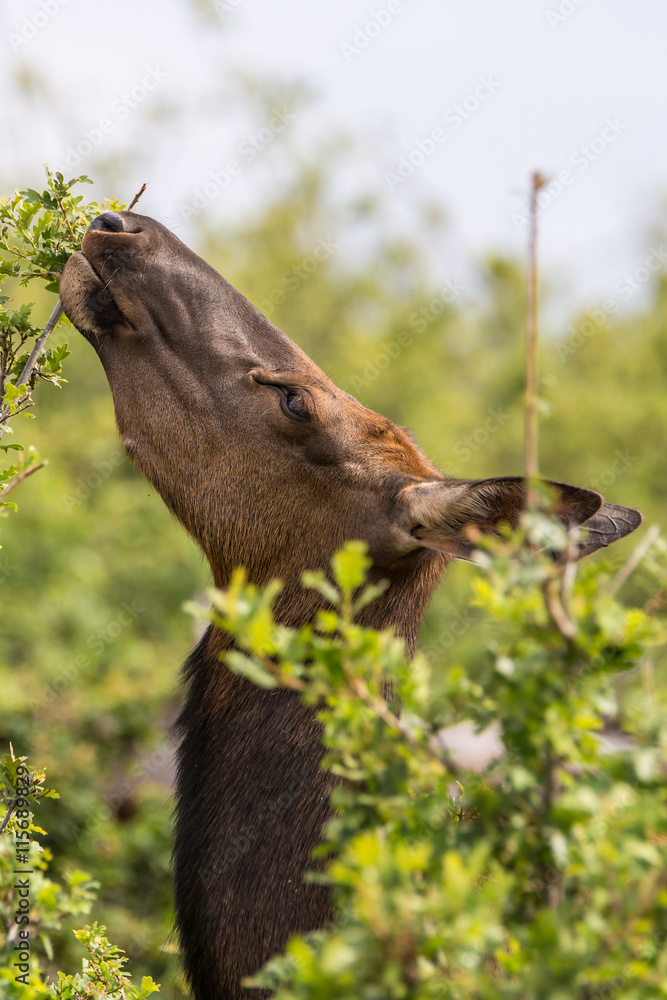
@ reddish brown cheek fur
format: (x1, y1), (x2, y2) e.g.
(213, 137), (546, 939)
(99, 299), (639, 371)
(59, 210), (642, 1000)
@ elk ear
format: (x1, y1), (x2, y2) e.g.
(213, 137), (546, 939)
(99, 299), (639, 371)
(403, 477), (641, 560)
(573, 502), (643, 559)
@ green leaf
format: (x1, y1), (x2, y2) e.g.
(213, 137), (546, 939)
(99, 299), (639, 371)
(138, 976), (161, 998)
(302, 570), (340, 605)
(331, 540), (372, 593)
(224, 651), (279, 689)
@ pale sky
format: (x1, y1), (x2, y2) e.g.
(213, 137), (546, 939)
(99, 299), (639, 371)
(2, 0), (666, 313)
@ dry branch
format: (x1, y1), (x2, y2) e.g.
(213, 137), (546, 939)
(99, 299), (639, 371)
(605, 523), (661, 597)
(0, 299), (63, 440)
(525, 171), (545, 491)
(0, 459), (48, 498)
(127, 182), (148, 212)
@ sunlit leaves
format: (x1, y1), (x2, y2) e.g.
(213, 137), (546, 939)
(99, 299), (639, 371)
(0, 753), (159, 997)
(0, 169), (121, 519)
(47, 924), (160, 1000)
(200, 534), (667, 999)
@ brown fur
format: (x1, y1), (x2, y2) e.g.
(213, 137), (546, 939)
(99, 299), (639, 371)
(59, 211), (642, 1000)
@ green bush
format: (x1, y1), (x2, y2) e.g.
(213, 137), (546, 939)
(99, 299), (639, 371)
(2, 163), (666, 997)
(200, 529), (667, 999)
(0, 750), (159, 998)
(0, 170), (198, 997)
(0, 173), (168, 998)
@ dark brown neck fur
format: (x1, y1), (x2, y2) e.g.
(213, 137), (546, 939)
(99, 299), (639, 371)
(173, 555), (446, 1000)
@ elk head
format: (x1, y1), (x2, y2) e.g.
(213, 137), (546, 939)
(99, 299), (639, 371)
(60, 211), (641, 633)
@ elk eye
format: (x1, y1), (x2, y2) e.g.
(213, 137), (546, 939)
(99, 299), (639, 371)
(279, 387), (309, 422)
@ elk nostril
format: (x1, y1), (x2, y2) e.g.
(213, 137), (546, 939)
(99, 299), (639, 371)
(87, 211), (126, 234)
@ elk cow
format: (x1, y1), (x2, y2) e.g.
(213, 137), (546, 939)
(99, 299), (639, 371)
(59, 211), (641, 1000)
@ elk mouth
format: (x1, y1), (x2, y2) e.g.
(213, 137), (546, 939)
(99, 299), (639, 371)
(63, 256), (131, 337)
(60, 244), (136, 339)
(60, 209), (164, 340)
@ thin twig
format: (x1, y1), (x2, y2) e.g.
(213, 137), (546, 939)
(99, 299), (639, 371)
(525, 171), (545, 499)
(127, 183), (148, 212)
(541, 748), (563, 908)
(543, 576), (576, 641)
(0, 299), (64, 440)
(250, 649), (459, 777)
(641, 658), (655, 707)
(543, 529), (579, 644)
(0, 460), (48, 498)
(0, 802), (16, 836)
(347, 672), (459, 776)
(560, 527), (579, 607)
(605, 524), (661, 597)
(53, 191), (78, 243)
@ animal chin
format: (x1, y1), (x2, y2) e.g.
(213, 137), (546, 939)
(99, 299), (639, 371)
(60, 250), (132, 337)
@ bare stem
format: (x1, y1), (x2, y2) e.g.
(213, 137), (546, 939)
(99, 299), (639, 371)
(560, 528), (579, 606)
(128, 183), (148, 212)
(0, 460), (48, 498)
(0, 299), (64, 440)
(252, 649), (459, 777)
(0, 802), (16, 837)
(605, 524), (661, 597)
(641, 658), (655, 707)
(543, 534), (580, 646)
(543, 576), (576, 641)
(541, 749), (563, 908)
(53, 192), (78, 243)
(525, 171), (545, 495)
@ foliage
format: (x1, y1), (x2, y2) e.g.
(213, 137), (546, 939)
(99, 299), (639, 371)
(0, 142), (666, 997)
(200, 534), (667, 999)
(0, 749), (158, 998)
(0, 169), (123, 518)
(47, 925), (159, 1000)
(0, 169), (184, 990)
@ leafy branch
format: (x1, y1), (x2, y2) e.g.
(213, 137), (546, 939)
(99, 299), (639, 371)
(198, 538), (667, 999)
(0, 169), (145, 519)
(0, 751), (159, 997)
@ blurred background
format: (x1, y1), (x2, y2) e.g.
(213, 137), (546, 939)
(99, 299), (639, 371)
(1, 0), (666, 994)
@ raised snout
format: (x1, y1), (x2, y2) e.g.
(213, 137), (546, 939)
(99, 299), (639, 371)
(83, 210), (145, 246)
(87, 211), (127, 233)
(61, 210), (165, 340)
